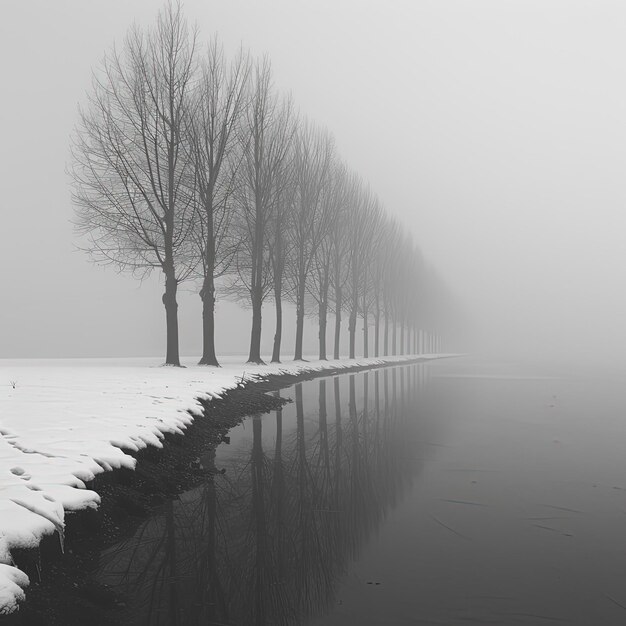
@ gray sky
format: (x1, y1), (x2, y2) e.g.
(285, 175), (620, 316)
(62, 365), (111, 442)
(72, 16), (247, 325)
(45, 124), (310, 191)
(2, 0), (625, 363)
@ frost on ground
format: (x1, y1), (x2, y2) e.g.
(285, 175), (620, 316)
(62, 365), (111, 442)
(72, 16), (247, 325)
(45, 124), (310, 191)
(0, 353), (441, 613)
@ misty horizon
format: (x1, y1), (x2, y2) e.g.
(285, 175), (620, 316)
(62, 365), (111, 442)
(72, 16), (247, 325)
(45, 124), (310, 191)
(3, 1), (626, 367)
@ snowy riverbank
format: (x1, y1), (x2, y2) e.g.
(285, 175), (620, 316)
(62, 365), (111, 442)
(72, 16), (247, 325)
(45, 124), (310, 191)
(0, 354), (445, 614)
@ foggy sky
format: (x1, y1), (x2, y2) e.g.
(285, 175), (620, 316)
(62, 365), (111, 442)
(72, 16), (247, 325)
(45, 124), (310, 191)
(2, 0), (625, 364)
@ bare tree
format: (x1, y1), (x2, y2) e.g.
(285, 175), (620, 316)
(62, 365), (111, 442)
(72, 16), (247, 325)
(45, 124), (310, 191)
(309, 163), (347, 360)
(188, 40), (250, 366)
(328, 165), (352, 360)
(286, 121), (335, 361)
(359, 198), (384, 358)
(71, 2), (197, 366)
(346, 183), (378, 359)
(267, 145), (297, 363)
(379, 219), (402, 356)
(231, 59), (294, 364)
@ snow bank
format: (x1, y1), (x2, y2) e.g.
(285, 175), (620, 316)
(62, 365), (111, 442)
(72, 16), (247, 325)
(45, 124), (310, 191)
(0, 353), (441, 613)
(0, 564), (29, 615)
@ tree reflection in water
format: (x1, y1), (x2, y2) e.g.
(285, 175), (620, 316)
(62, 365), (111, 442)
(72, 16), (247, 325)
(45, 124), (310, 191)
(97, 364), (427, 625)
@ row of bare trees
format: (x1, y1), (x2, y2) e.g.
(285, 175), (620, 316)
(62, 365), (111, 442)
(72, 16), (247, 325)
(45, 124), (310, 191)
(71, 2), (452, 366)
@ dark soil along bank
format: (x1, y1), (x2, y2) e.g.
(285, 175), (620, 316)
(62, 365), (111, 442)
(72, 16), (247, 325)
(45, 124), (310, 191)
(2, 358), (427, 625)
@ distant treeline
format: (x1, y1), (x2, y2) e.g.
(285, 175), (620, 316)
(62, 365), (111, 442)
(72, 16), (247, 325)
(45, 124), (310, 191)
(70, 2), (454, 365)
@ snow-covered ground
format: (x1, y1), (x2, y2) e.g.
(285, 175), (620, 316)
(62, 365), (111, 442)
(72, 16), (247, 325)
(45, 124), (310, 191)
(0, 353), (443, 614)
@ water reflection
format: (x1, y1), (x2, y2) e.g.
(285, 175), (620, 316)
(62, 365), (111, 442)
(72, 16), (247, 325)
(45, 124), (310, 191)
(97, 364), (427, 625)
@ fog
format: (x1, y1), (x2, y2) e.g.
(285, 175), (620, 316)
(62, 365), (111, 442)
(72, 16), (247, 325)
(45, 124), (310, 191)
(1, 0), (625, 366)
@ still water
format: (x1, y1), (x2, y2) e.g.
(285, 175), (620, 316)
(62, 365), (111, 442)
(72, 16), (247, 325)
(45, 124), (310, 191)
(97, 358), (626, 625)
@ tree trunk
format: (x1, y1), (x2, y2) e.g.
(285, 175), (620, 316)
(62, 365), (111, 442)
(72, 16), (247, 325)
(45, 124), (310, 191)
(248, 290), (263, 363)
(362, 272), (368, 358)
(319, 300), (328, 360)
(333, 282), (342, 360)
(392, 317), (397, 356)
(294, 278), (306, 360)
(271, 221), (283, 363)
(199, 196), (218, 366)
(384, 309), (389, 357)
(318, 270), (330, 360)
(199, 274), (219, 366)
(164, 105), (180, 368)
(163, 270), (180, 366)
(400, 320), (405, 355)
(248, 195), (265, 364)
(363, 309), (369, 358)
(271, 280), (282, 363)
(348, 304), (357, 359)
(374, 304), (380, 358)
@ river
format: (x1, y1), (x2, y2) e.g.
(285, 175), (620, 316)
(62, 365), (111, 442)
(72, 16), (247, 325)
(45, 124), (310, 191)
(93, 357), (626, 625)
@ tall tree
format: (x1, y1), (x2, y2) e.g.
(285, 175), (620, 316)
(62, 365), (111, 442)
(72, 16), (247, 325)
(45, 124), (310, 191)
(328, 165), (351, 359)
(287, 121), (335, 361)
(188, 40), (250, 366)
(359, 198), (383, 358)
(374, 218), (400, 357)
(267, 146), (297, 363)
(346, 183), (377, 359)
(232, 59), (294, 363)
(309, 163), (346, 360)
(71, 2), (197, 365)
